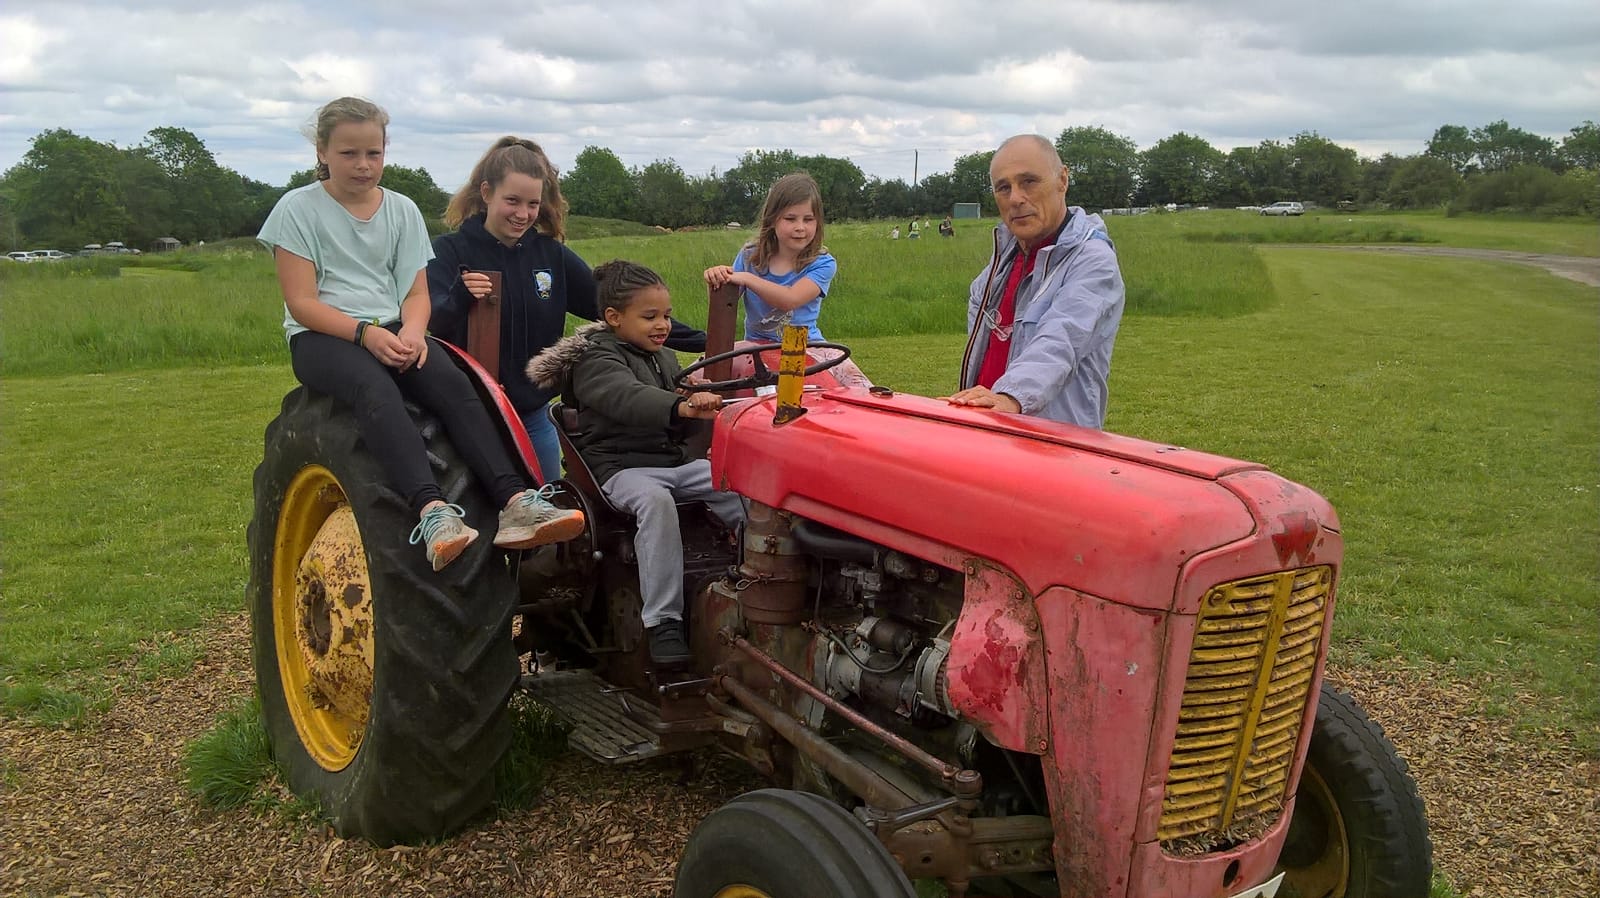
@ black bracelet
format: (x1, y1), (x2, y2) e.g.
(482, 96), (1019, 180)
(354, 320), (370, 345)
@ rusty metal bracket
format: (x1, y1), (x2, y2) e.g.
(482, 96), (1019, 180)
(463, 266), (502, 379)
(703, 283), (739, 384)
(856, 796), (963, 835)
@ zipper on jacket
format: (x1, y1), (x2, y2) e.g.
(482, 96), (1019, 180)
(649, 353), (672, 389)
(958, 227), (1006, 387)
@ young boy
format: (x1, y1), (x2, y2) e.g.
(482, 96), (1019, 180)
(527, 259), (745, 666)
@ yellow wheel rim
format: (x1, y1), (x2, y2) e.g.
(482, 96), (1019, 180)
(272, 465), (375, 772)
(712, 888), (773, 898)
(1281, 762), (1350, 898)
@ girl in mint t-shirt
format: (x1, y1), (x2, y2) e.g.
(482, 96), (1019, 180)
(703, 173), (835, 343)
(257, 97), (583, 571)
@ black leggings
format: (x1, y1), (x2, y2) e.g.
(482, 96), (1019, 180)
(290, 327), (526, 515)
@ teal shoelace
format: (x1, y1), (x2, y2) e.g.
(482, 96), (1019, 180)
(409, 503), (468, 546)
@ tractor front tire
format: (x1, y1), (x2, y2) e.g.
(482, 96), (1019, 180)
(675, 789), (917, 898)
(247, 387), (519, 845)
(1277, 684), (1433, 897)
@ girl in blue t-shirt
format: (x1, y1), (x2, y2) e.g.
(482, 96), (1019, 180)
(258, 97), (584, 572)
(703, 173), (836, 343)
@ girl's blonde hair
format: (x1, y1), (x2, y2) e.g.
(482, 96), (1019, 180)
(310, 97), (389, 181)
(743, 173), (825, 272)
(444, 137), (569, 241)
(593, 259), (665, 315)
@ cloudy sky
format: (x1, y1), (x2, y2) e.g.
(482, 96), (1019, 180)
(2, 1), (1597, 189)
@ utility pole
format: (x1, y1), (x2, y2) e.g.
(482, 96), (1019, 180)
(912, 149), (919, 187)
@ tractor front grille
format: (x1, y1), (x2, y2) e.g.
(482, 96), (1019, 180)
(1158, 565), (1330, 847)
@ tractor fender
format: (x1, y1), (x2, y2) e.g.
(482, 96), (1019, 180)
(433, 339), (543, 484)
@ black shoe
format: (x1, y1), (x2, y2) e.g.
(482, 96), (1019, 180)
(647, 621), (692, 667)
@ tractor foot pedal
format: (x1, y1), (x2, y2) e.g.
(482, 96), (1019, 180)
(520, 669), (664, 765)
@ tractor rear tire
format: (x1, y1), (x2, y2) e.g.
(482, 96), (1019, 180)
(1277, 684), (1432, 897)
(674, 789), (917, 898)
(247, 387), (519, 846)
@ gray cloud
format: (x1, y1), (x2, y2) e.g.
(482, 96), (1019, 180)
(1, 0), (1595, 190)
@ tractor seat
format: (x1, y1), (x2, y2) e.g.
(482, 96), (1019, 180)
(549, 402), (739, 593)
(549, 401), (722, 533)
(549, 401), (629, 521)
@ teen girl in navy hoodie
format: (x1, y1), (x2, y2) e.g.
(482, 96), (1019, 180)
(427, 137), (704, 483)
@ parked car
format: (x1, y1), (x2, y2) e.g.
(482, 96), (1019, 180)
(81, 244), (104, 256)
(1260, 201), (1305, 216)
(6, 251), (32, 262)
(31, 249), (73, 261)
(104, 241), (141, 255)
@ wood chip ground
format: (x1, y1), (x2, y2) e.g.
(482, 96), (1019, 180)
(2, 615), (1595, 897)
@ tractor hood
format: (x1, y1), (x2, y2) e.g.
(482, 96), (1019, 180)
(711, 388), (1335, 612)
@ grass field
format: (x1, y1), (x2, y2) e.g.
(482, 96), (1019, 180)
(1372, 211), (1600, 256)
(1, 211), (1596, 752)
(1117, 208), (1600, 256)
(5, 209), (1594, 379)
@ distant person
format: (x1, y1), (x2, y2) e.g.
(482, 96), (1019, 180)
(528, 260), (746, 666)
(947, 134), (1125, 428)
(891, 226), (901, 240)
(428, 136), (705, 483)
(258, 98), (584, 571)
(703, 173), (835, 344)
(907, 220), (920, 240)
(939, 216), (954, 237)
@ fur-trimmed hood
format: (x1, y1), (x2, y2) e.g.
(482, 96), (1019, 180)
(529, 322), (689, 485)
(526, 321), (610, 390)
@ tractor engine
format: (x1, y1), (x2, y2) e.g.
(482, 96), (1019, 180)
(803, 544), (968, 733)
(818, 611), (956, 728)
(710, 506), (1049, 832)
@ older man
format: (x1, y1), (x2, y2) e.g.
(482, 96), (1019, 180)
(947, 134), (1125, 428)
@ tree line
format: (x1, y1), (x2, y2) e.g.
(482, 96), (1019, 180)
(0, 128), (451, 252)
(3, 120), (1595, 251)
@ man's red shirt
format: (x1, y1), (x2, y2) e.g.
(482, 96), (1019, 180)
(977, 244), (1040, 389)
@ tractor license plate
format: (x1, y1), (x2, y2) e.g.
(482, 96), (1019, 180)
(1221, 871), (1284, 898)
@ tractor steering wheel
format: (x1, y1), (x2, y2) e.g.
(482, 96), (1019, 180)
(675, 342), (853, 394)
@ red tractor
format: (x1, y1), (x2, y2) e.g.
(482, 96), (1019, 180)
(248, 287), (1430, 897)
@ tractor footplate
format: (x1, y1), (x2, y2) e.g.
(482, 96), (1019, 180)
(521, 669), (666, 765)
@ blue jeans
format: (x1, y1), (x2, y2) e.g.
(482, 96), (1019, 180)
(520, 403), (562, 485)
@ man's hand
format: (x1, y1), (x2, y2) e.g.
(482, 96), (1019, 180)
(943, 386), (1021, 414)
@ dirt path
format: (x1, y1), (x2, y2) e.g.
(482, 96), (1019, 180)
(2, 617), (1596, 897)
(1316, 245), (1600, 288)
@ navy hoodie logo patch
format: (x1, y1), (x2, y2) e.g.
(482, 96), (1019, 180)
(533, 269), (553, 301)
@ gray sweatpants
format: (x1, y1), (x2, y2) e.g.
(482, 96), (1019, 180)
(601, 459), (747, 627)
